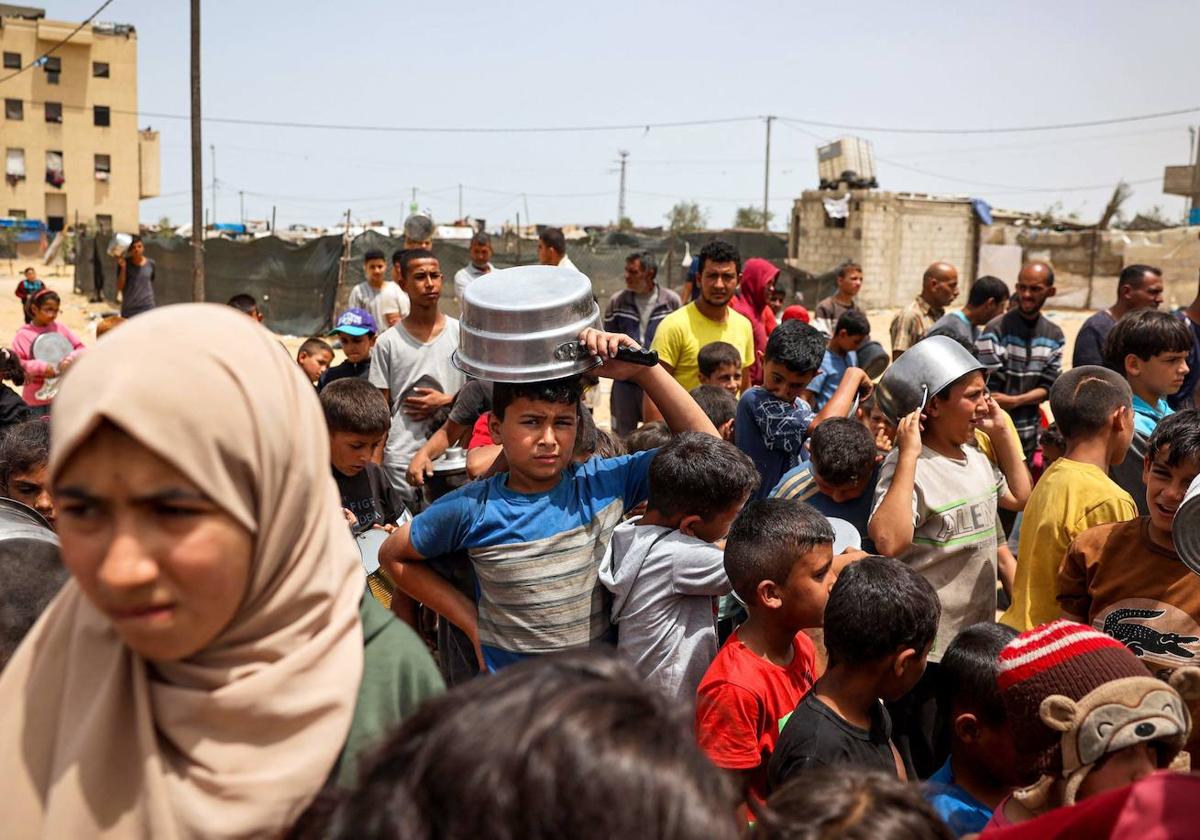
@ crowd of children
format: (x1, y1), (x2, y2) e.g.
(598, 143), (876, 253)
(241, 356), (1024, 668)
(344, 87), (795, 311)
(2, 240), (1200, 839)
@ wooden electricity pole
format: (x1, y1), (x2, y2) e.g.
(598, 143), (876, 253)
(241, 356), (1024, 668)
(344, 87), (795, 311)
(189, 0), (204, 300)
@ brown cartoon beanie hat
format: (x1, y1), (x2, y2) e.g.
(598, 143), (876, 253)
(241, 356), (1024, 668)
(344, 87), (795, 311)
(996, 620), (1200, 807)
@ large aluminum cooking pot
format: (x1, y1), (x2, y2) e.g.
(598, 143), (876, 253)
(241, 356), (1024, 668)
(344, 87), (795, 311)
(1174, 474), (1200, 576)
(454, 265), (656, 382)
(424, 445), (470, 505)
(856, 340), (890, 380)
(0, 497), (67, 620)
(107, 232), (133, 259)
(875, 335), (984, 423)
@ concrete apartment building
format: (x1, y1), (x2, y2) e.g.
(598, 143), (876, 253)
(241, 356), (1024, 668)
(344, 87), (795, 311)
(1, 4), (158, 236)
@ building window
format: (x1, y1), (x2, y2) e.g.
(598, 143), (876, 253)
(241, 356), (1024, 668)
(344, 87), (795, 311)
(43, 55), (60, 85)
(5, 99), (22, 120)
(94, 105), (110, 127)
(2, 52), (19, 70)
(5, 148), (25, 185)
(44, 102), (62, 123)
(7, 210), (26, 218)
(46, 151), (64, 188)
(92, 61), (110, 78)
(94, 153), (111, 181)
(96, 214), (113, 232)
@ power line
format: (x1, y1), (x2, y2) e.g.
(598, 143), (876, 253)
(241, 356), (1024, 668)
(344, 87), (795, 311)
(776, 106), (1200, 136)
(0, 0), (116, 85)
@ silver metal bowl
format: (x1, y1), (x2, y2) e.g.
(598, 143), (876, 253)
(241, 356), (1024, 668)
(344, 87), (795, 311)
(106, 232), (133, 259)
(453, 265), (602, 383)
(1174, 474), (1200, 576)
(875, 335), (984, 423)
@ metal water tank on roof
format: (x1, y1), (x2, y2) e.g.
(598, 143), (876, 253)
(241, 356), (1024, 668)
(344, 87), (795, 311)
(817, 137), (876, 187)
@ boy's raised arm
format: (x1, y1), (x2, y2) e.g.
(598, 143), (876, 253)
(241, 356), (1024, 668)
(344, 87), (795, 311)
(980, 399), (1032, 511)
(580, 328), (718, 437)
(869, 408), (921, 557)
(812, 368), (872, 429)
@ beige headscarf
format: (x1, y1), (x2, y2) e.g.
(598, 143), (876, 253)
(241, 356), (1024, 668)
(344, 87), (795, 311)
(0, 304), (365, 839)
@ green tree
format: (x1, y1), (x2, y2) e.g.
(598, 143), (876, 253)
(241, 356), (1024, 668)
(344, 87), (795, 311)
(666, 201), (707, 234)
(733, 206), (773, 229)
(617, 216), (633, 231)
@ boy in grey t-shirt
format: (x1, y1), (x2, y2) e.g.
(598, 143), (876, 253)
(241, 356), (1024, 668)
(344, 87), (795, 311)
(599, 433), (760, 704)
(868, 362), (1031, 777)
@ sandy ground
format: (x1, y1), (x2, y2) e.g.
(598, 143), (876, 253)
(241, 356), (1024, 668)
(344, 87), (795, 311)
(0, 259), (1093, 431)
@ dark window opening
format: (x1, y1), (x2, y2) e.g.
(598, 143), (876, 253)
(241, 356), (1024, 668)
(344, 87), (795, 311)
(47, 216), (65, 234)
(96, 214), (113, 232)
(93, 105), (110, 127)
(44, 102), (62, 123)
(7, 209), (26, 218)
(2, 52), (19, 70)
(92, 61), (110, 78)
(4, 99), (22, 120)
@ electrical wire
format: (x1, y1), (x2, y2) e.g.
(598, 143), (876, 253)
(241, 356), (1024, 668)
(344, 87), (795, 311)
(0, 0), (116, 85)
(776, 105), (1200, 136)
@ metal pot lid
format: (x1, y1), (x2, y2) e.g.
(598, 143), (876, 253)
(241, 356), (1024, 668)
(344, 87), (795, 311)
(453, 265), (603, 383)
(0, 495), (54, 530)
(432, 445), (468, 473)
(32, 332), (73, 365)
(1174, 473), (1200, 576)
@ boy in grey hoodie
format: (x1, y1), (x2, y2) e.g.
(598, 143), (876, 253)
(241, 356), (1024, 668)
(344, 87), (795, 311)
(599, 432), (760, 703)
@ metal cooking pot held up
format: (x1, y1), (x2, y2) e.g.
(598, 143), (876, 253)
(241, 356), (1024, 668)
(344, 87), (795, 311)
(453, 265), (656, 383)
(874, 335), (984, 423)
(107, 232), (133, 259)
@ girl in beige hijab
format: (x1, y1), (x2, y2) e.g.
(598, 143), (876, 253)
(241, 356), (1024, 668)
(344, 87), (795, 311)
(0, 304), (435, 838)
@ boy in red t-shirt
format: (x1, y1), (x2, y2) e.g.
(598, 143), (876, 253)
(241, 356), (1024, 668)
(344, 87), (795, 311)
(695, 498), (836, 806)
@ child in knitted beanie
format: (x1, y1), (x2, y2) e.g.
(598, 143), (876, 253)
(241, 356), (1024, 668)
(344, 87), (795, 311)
(984, 619), (1200, 829)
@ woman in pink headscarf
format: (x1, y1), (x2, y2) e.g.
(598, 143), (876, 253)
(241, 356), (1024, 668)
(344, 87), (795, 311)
(731, 257), (779, 386)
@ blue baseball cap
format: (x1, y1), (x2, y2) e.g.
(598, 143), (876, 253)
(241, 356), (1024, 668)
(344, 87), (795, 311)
(331, 307), (377, 336)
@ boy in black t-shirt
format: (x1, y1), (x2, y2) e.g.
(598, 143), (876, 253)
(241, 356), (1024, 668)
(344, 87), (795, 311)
(769, 555), (940, 788)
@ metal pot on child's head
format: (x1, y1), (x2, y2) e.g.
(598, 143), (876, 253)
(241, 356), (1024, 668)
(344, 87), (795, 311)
(1173, 473), (1200, 576)
(874, 335), (984, 423)
(453, 265), (657, 383)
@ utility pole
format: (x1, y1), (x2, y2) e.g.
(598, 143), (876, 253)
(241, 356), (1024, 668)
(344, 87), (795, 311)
(271, 205), (276, 233)
(458, 183), (463, 222)
(239, 190), (244, 225)
(210, 144), (217, 226)
(762, 115), (774, 232)
(189, 0), (204, 301)
(617, 150), (629, 226)
(410, 187), (417, 215)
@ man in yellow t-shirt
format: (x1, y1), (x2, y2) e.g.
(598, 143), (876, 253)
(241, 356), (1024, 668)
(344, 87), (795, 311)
(651, 240), (755, 392)
(1001, 366), (1138, 631)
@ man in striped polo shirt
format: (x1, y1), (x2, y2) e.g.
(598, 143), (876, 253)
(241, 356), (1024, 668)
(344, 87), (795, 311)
(976, 262), (1065, 462)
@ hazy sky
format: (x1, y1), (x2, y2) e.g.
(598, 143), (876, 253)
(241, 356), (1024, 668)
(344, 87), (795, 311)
(46, 0), (1200, 230)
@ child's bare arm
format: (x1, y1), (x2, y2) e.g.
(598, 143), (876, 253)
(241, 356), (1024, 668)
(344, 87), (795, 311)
(869, 409), (921, 557)
(579, 328), (717, 437)
(466, 443), (503, 478)
(980, 399), (1031, 511)
(407, 418), (468, 486)
(379, 522), (480, 644)
(812, 368), (872, 430)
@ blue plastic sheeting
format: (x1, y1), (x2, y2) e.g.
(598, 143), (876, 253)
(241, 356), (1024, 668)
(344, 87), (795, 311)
(0, 218), (48, 244)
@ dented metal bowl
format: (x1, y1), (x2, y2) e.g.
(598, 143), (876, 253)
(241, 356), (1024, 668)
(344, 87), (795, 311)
(875, 335), (984, 423)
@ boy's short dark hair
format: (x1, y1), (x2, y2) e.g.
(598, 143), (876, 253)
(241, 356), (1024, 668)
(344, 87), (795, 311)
(647, 432), (759, 521)
(763, 320), (826, 374)
(390, 248), (407, 266)
(724, 499), (834, 603)
(539, 226), (566, 254)
(1048, 365), (1132, 440)
(823, 555), (940, 668)
(492, 376), (583, 421)
(470, 230), (491, 248)
(623, 420), (673, 454)
(1147, 408), (1200, 468)
(399, 248), (438, 278)
(363, 248), (386, 264)
(689, 385), (737, 429)
(758, 768), (954, 840)
(697, 239), (741, 276)
(837, 261), (862, 278)
(226, 293), (258, 314)
(809, 419), (876, 486)
(298, 337), (333, 358)
(834, 308), (870, 338)
(319, 378), (391, 437)
(967, 275), (1010, 308)
(937, 622), (1018, 726)
(697, 341), (742, 377)
(1103, 309), (1192, 372)
(0, 419), (49, 495)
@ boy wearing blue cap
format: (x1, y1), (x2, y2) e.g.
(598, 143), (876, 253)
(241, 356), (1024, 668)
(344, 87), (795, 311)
(318, 307), (378, 392)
